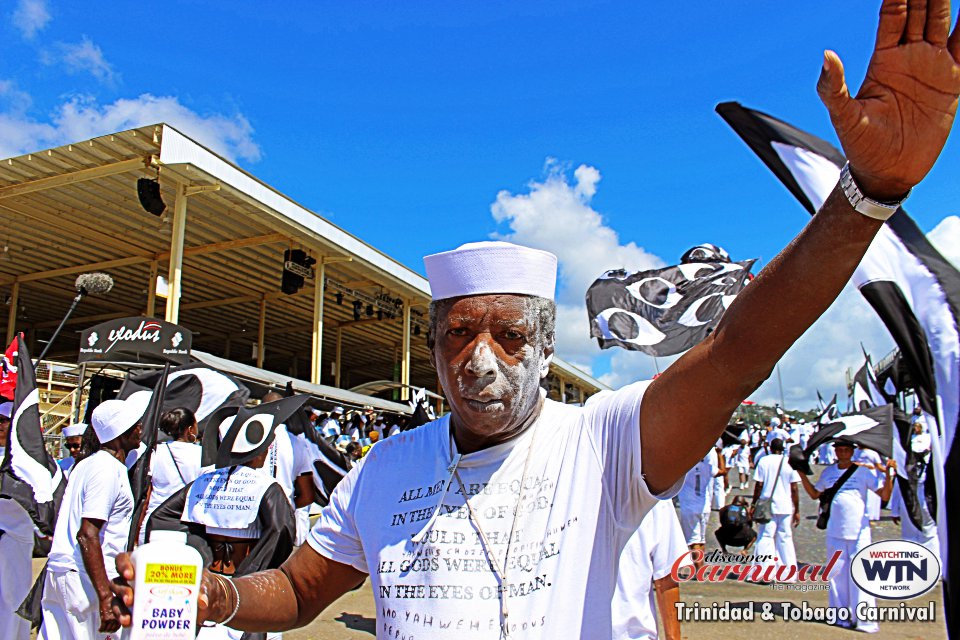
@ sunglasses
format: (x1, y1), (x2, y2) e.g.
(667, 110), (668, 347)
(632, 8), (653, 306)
(65, 442), (82, 450)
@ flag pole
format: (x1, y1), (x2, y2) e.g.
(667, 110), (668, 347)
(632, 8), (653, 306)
(776, 364), (786, 410)
(653, 356), (660, 375)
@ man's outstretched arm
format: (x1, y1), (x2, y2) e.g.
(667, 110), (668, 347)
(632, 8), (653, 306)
(641, 0), (960, 494)
(112, 544), (366, 631)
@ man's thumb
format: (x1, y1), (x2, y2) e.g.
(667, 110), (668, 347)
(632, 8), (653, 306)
(817, 50), (852, 117)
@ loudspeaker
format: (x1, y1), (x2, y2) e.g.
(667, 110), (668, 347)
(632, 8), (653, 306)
(137, 178), (166, 216)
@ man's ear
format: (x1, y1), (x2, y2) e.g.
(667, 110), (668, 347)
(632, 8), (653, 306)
(539, 338), (555, 379)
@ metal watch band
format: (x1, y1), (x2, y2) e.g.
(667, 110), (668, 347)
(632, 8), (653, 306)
(838, 163), (907, 221)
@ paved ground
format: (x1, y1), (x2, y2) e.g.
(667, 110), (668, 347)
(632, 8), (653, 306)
(29, 472), (946, 639)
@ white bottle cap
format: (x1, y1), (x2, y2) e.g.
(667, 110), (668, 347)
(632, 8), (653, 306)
(149, 530), (188, 544)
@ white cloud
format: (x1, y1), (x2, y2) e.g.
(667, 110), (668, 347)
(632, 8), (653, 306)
(489, 160), (664, 368)
(929, 215), (960, 269)
(46, 37), (118, 84)
(0, 89), (261, 163)
(11, 0), (50, 39)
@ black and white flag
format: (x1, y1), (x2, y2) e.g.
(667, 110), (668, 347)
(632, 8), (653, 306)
(803, 404), (895, 460)
(718, 101), (960, 630)
(816, 391), (839, 424)
(850, 352), (886, 413)
(0, 334), (65, 535)
(406, 387), (433, 431)
(119, 362), (249, 436)
(126, 365), (169, 551)
(586, 245), (755, 357)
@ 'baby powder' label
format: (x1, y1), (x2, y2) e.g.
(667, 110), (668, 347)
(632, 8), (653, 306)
(132, 563), (198, 639)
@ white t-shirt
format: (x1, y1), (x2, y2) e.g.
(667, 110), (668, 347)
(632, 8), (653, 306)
(752, 454), (800, 515)
(612, 500), (690, 640)
(911, 432), (931, 455)
(733, 445), (751, 469)
(48, 450), (133, 579)
(388, 424), (401, 437)
(309, 381), (674, 640)
(766, 428), (789, 444)
(321, 418), (341, 439)
(140, 441), (203, 542)
(677, 449), (718, 515)
(814, 464), (882, 540)
(265, 425), (314, 506)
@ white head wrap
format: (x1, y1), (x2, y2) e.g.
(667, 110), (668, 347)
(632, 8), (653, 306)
(423, 241), (557, 301)
(91, 392), (151, 443)
(62, 423), (87, 438)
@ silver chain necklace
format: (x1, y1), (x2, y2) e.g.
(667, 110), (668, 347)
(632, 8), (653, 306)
(450, 418), (541, 638)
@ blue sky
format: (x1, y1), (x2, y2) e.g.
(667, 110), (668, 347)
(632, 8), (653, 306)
(2, 1), (958, 410)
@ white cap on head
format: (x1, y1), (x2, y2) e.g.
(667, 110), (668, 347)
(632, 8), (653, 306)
(91, 392), (151, 443)
(62, 423), (87, 438)
(0, 401), (12, 419)
(423, 241), (558, 301)
(332, 406), (344, 414)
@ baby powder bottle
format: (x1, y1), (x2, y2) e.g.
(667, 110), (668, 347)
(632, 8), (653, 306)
(130, 530), (204, 639)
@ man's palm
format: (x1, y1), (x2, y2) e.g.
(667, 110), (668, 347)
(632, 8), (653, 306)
(819, 0), (960, 201)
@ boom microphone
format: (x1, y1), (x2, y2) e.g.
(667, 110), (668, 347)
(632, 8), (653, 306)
(36, 271), (116, 365)
(75, 272), (114, 296)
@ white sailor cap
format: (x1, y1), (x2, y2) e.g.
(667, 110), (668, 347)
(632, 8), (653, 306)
(424, 241), (557, 301)
(62, 423), (87, 438)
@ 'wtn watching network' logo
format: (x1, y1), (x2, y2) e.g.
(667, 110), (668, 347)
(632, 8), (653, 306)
(851, 540), (940, 599)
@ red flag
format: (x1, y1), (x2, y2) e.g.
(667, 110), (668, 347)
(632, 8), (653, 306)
(0, 335), (19, 401)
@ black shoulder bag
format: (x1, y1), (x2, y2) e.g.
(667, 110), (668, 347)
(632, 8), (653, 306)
(816, 465), (859, 530)
(753, 453), (786, 524)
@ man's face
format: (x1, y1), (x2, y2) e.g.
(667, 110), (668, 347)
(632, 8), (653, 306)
(834, 444), (855, 461)
(65, 436), (82, 456)
(118, 422), (143, 454)
(430, 294), (552, 447)
(0, 417), (9, 447)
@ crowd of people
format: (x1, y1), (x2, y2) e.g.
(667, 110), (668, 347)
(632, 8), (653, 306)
(672, 411), (938, 634)
(0, 393), (425, 640)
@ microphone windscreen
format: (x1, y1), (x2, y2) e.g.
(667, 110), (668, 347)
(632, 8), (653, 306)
(75, 272), (114, 295)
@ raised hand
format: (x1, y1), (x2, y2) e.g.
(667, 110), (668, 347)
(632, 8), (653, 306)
(818, 0), (960, 201)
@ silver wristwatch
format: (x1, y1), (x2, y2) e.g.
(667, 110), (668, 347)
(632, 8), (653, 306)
(838, 162), (908, 221)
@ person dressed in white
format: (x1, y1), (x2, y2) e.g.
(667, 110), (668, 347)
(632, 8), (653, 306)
(677, 448), (719, 572)
(796, 419), (812, 450)
(41, 393), (150, 640)
(733, 437), (752, 489)
(888, 422), (940, 574)
(56, 423), (86, 479)
(750, 438), (800, 581)
(888, 482), (942, 576)
(320, 408), (343, 439)
(799, 440), (896, 633)
(136, 407), (202, 544)
(765, 418), (789, 445)
(1, 400), (35, 640)
(711, 440), (727, 510)
(612, 500), (691, 640)
(853, 447), (884, 521)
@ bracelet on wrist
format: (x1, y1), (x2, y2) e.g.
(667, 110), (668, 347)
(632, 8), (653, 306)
(214, 574), (241, 626)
